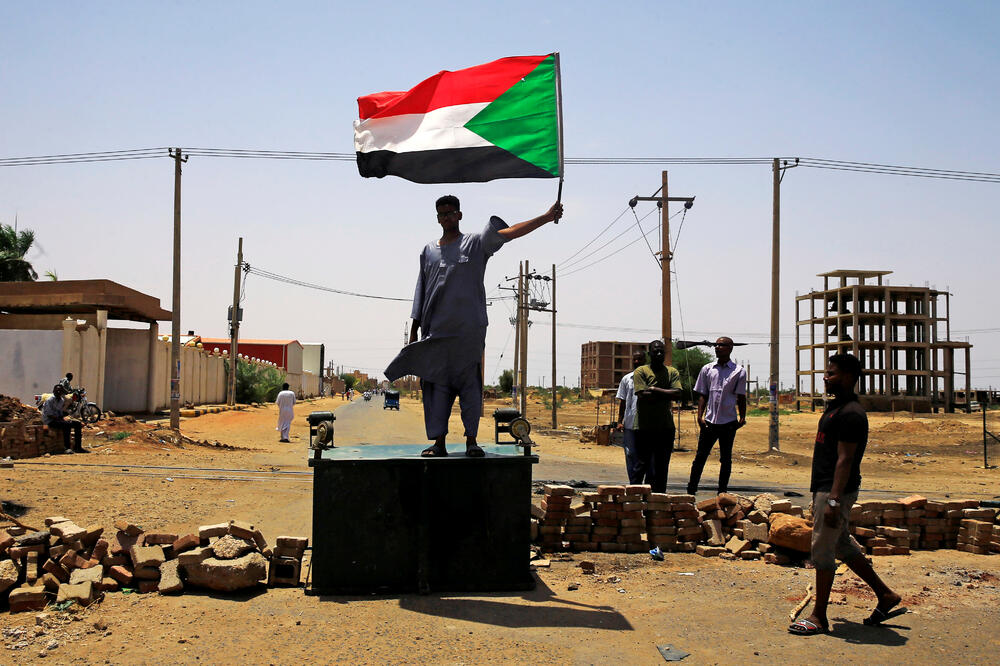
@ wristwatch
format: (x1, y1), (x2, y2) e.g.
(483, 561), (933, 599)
(827, 498), (840, 508)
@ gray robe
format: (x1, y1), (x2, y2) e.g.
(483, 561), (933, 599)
(385, 216), (508, 385)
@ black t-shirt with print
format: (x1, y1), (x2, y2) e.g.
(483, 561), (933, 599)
(810, 393), (868, 493)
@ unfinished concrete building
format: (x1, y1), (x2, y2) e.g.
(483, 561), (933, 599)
(795, 270), (971, 412)
(581, 341), (647, 391)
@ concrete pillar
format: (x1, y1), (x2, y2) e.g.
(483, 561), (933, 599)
(95, 310), (108, 409)
(146, 322), (160, 413)
(61, 317), (79, 381)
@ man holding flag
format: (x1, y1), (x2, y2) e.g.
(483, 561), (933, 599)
(387, 196), (561, 457)
(361, 53), (566, 456)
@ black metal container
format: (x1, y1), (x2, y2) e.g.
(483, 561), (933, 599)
(307, 444), (536, 595)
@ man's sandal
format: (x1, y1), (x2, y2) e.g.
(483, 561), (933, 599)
(863, 605), (907, 626)
(421, 446), (448, 457)
(788, 619), (828, 635)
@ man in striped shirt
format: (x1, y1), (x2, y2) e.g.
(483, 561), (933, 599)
(686, 337), (747, 495)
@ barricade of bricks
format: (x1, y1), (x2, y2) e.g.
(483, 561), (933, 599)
(0, 516), (308, 613)
(0, 420), (65, 459)
(532, 489), (999, 563)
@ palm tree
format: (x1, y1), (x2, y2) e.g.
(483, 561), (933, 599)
(0, 222), (38, 281)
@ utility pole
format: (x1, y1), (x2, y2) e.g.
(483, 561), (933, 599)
(630, 171), (694, 365)
(513, 263), (522, 405)
(519, 260), (529, 415)
(228, 237), (243, 406)
(768, 157), (798, 451)
(551, 263), (557, 429)
(168, 148), (187, 431)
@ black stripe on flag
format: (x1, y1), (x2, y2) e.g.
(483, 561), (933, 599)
(356, 147), (556, 184)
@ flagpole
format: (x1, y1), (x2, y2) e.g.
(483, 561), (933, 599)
(554, 52), (565, 221)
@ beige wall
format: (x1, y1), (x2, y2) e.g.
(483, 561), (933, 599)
(0, 329), (64, 404)
(3, 313), (318, 412)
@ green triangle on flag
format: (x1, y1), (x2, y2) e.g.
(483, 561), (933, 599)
(464, 54), (560, 177)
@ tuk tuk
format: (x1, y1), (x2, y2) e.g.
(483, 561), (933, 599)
(383, 389), (400, 410)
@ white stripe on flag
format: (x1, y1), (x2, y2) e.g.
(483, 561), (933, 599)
(354, 102), (491, 154)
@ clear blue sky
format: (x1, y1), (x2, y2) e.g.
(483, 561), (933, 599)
(3, 2), (998, 387)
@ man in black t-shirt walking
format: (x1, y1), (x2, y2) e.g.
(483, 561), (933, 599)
(789, 353), (904, 636)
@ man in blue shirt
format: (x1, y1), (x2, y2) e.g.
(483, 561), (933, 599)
(386, 195), (562, 458)
(614, 349), (647, 483)
(686, 337), (747, 495)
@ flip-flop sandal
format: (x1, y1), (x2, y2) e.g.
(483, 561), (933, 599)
(788, 619), (828, 636)
(465, 445), (485, 458)
(863, 604), (907, 626)
(421, 446), (448, 457)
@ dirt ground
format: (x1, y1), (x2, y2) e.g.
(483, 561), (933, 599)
(2, 395), (999, 664)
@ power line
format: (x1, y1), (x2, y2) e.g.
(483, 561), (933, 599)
(556, 206), (630, 268)
(560, 208), (671, 277)
(244, 265), (411, 302)
(6, 149), (1000, 183)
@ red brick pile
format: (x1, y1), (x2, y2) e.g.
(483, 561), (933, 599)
(0, 396), (63, 459)
(0, 516), (308, 613)
(848, 496), (998, 554)
(532, 489), (1000, 563)
(534, 484), (701, 553)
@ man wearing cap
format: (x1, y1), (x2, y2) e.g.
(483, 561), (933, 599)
(41, 384), (84, 454)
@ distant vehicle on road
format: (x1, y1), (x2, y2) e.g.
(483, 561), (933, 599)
(384, 389), (400, 410)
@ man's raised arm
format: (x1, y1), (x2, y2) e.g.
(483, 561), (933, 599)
(497, 203), (563, 241)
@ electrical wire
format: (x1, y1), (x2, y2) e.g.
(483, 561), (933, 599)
(560, 208), (671, 277)
(631, 207), (661, 269)
(560, 207), (665, 272)
(557, 206), (630, 268)
(5, 149), (1000, 183)
(0, 148), (167, 167)
(244, 265), (411, 302)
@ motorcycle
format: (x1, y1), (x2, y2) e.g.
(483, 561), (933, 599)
(34, 387), (102, 424)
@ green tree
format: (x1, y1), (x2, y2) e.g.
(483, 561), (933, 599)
(339, 373), (357, 391)
(0, 223), (38, 281)
(498, 369), (514, 394)
(670, 344), (713, 403)
(225, 359), (287, 403)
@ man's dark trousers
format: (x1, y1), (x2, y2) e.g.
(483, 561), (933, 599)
(633, 426), (674, 493)
(687, 421), (737, 494)
(49, 420), (82, 450)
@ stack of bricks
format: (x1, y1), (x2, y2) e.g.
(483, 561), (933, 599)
(667, 494), (702, 552)
(537, 484), (577, 552)
(943, 500), (982, 547)
(920, 500), (947, 549)
(589, 484), (647, 554)
(0, 515), (308, 613)
(958, 518), (996, 555)
(993, 521), (1000, 554)
(0, 419), (64, 459)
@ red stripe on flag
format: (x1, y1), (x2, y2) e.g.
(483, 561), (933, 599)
(358, 55), (550, 120)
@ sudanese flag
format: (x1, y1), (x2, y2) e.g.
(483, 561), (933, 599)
(354, 54), (562, 184)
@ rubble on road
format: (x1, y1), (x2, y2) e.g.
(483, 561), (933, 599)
(0, 515), (308, 613)
(532, 487), (1000, 564)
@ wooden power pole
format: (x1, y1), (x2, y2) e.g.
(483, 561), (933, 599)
(168, 148), (187, 431)
(631, 171), (694, 364)
(519, 260), (529, 416)
(768, 157), (797, 451)
(228, 237), (243, 406)
(551, 263), (557, 429)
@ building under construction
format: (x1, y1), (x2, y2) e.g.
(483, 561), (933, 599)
(795, 270), (971, 412)
(581, 341), (647, 391)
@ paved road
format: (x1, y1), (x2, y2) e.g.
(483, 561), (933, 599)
(323, 398), (836, 501)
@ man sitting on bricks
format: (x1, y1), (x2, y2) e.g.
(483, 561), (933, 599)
(41, 383), (85, 454)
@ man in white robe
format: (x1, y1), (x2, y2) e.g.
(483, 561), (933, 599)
(275, 382), (296, 442)
(386, 194), (562, 457)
